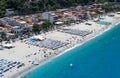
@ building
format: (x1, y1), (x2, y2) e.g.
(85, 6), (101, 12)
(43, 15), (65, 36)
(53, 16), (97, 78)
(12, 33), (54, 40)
(5, 9), (15, 16)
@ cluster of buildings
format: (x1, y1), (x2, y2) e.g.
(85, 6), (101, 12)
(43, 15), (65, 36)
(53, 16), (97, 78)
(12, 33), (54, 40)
(0, 3), (105, 40)
(43, 3), (104, 23)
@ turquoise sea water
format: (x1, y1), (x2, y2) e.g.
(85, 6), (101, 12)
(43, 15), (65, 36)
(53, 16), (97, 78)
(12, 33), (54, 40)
(22, 23), (120, 78)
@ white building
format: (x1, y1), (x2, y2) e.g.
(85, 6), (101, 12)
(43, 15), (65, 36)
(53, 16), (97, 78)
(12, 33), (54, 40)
(42, 12), (54, 23)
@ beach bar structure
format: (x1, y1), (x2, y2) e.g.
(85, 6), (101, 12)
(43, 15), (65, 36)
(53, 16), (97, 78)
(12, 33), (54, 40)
(31, 36), (45, 41)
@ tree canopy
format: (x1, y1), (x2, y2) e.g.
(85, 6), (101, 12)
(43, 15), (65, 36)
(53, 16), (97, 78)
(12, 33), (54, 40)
(0, 0), (6, 18)
(42, 21), (52, 31)
(0, 0), (120, 17)
(33, 23), (40, 32)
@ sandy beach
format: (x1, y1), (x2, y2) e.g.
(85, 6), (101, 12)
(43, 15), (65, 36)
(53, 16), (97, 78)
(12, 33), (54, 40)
(0, 13), (120, 78)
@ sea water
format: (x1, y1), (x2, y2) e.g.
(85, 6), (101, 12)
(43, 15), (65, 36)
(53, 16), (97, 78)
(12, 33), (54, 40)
(22, 23), (120, 78)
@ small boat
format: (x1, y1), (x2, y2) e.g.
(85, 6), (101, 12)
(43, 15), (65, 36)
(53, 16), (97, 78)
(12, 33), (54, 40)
(69, 63), (73, 67)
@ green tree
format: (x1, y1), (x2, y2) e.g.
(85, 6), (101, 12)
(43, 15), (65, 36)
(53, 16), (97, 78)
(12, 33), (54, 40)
(0, 38), (3, 46)
(1, 32), (6, 40)
(3, 0), (120, 15)
(0, 0), (7, 17)
(33, 23), (40, 32)
(42, 21), (52, 31)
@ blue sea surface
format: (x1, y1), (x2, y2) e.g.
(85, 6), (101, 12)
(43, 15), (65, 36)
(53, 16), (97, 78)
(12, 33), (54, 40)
(22, 24), (120, 78)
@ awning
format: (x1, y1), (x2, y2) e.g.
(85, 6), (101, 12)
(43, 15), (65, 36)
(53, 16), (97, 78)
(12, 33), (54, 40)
(117, 12), (120, 14)
(4, 44), (13, 48)
(55, 21), (63, 25)
(31, 36), (45, 41)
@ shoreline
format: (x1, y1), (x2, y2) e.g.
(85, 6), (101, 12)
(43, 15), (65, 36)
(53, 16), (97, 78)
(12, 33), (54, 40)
(16, 18), (120, 78)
